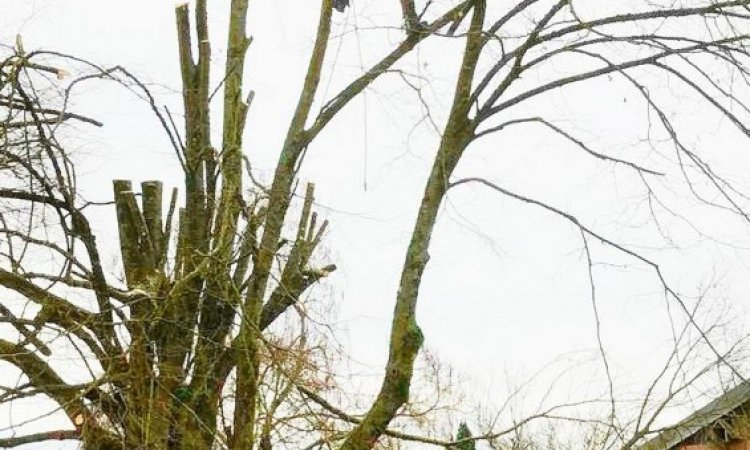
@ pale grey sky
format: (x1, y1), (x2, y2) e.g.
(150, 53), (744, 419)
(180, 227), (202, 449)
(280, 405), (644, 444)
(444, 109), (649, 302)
(2, 1), (750, 448)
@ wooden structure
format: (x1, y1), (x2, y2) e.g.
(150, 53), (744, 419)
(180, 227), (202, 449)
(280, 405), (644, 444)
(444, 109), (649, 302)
(640, 382), (750, 449)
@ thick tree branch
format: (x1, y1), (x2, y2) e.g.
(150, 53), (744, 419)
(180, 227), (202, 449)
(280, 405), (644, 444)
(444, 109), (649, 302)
(0, 430), (80, 448)
(339, 3), (486, 449)
(0, 339), (83, 420)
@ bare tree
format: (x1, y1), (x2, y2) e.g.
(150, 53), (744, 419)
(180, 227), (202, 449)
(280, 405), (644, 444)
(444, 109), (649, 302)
(2, 1), (750, 449)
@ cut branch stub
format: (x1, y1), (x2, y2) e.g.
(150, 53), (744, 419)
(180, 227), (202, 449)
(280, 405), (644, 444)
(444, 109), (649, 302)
(162, 187), (178, 267)
(113, 180), (142, 287)
(258, 183), (335, 330)
(113, 180), (169, 288)
(141, 181), (164, 260)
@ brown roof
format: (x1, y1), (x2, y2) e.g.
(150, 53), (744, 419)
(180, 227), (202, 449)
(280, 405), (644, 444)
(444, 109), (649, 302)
(639, 381), (750, 449)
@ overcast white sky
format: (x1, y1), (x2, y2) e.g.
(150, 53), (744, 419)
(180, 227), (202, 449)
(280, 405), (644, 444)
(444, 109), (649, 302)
(3, 1), (750, 448)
